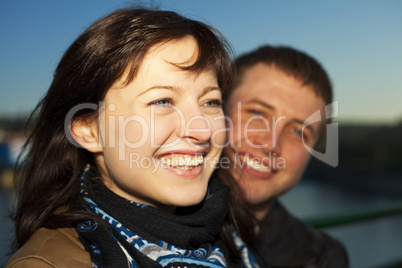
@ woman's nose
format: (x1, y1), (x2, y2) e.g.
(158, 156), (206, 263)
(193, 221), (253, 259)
(181, 107), (213, 145)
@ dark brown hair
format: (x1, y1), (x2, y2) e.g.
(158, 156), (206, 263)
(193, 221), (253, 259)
(13, 8), (237, 250)
(225, 45), (332, 106)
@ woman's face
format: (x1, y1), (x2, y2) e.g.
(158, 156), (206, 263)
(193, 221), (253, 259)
(95, 36), (226, 209)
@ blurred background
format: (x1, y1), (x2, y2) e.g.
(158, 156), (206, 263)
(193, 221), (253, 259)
(1, 1), (401, 267)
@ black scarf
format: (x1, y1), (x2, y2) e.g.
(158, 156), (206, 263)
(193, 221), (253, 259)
(77, 178), (232, 268)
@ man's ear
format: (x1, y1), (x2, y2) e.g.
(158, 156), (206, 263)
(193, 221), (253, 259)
(70, 118), (103, 153)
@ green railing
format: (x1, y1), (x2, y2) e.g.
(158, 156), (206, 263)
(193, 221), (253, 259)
(306, 202), (402, 268)
(307, 202), (402, 229)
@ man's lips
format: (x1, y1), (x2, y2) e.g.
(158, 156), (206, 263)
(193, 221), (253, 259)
(232, 150), (272, 168)
(241, 154), (272, 173)
(234, 153), (280, 180)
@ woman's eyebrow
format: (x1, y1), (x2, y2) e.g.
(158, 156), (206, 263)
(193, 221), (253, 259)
(139, 85), (220, 97)
(139, 85), (184, 96)
(201, 86), (221, 96)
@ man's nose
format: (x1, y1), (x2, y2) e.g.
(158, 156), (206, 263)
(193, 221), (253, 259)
(248, 123), (284, 155)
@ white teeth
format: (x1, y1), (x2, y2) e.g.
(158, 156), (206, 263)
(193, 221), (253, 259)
(160, 155), (203, 168)
(243, 155), (271, 173)
(184, 157), (191, 165)
(161, 158), (170, 165)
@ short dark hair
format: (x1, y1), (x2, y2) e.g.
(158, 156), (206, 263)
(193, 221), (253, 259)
(225, 45), (332, 106)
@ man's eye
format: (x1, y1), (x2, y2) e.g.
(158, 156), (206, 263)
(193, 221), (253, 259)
(247, 109), (263, 116)
(293, 127), (303, 137)
(204, 99), (222, 107)
(149, 98), (173, 107)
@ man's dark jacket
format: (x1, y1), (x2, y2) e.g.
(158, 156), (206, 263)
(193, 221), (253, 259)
(257, 201), (349, 268)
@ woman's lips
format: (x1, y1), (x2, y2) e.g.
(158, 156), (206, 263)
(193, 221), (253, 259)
(155, 151), (205, 177)
(157, 149), (207, 157)
(160, 154), (204, 168)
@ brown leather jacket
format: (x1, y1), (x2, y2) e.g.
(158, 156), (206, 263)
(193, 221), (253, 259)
(6, 228), (91, 268)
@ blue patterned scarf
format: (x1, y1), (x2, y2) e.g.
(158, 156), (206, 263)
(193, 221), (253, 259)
(77, 168), (260, 268)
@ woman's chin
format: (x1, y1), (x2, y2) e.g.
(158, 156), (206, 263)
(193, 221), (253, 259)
(167, 190), (207, 208)
(176, 196), (205, 208)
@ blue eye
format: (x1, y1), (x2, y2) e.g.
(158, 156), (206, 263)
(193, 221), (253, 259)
(293, 127), (303, 137)
(248, 109), (263, 116)
(204, 99), (222, 107)
(149, 98), (173, 106)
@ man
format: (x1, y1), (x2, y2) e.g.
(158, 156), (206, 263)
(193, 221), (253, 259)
(224, 45), (349, 267)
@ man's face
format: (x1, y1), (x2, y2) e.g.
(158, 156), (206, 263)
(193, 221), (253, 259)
(224, 64), (325, 207)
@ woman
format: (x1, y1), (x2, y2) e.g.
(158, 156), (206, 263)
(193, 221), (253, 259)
(6, 8), (260, 268)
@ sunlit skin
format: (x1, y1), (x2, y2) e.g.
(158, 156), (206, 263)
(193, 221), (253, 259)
(224, 64), (326, 220)
(80, 37), (226, 211)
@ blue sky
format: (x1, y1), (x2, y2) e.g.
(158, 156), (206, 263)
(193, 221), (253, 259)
(1, 0), (401, 124)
